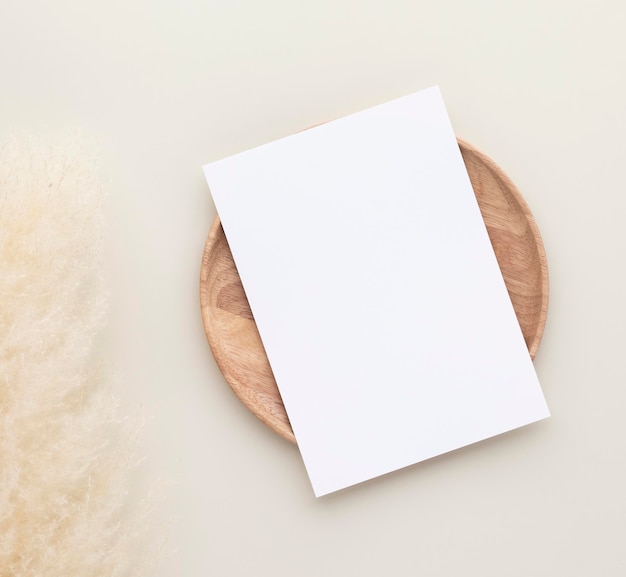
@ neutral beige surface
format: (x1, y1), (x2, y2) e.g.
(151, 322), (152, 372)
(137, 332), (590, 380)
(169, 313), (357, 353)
(2, 1), (625, 575)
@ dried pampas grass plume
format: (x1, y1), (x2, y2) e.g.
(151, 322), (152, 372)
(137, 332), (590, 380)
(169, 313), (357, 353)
(0, 136), (150, 577)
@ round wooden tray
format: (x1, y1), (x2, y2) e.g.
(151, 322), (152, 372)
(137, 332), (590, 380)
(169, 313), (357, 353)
(200, 139), (549, 444)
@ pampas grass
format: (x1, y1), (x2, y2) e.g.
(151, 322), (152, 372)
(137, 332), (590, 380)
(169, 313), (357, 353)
(0, 136), (149, 577)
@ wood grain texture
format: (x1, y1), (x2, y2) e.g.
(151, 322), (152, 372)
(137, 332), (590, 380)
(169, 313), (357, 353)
(200, 139), (549, 444)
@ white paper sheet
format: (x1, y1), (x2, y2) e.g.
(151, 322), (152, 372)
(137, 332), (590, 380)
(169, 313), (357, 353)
(203, 86), (549, 497)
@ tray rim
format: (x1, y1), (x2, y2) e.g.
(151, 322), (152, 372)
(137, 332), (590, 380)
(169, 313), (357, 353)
(457, 138), (549, 358)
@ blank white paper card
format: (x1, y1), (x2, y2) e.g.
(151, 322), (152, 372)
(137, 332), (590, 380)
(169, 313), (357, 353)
(203, 86), (549, 497)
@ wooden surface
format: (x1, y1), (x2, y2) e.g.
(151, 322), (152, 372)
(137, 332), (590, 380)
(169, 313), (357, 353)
(199, 139), (549, 444)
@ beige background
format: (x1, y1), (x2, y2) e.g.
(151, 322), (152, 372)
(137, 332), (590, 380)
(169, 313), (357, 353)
(2, 1), (625, 575)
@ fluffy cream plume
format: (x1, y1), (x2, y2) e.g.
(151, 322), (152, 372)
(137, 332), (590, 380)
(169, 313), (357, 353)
(0, 136), (148, 577)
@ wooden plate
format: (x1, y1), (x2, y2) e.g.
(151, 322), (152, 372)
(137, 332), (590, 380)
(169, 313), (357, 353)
(200, 139), (549, 444)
